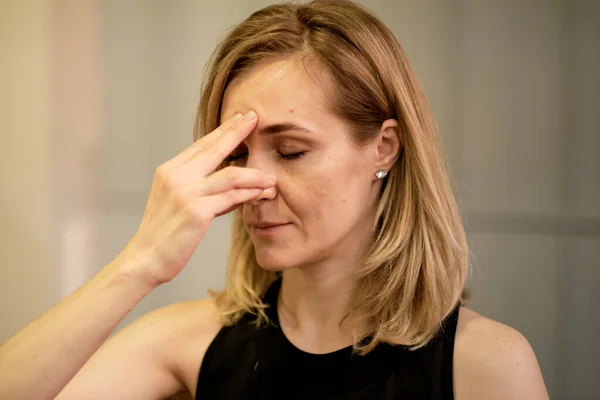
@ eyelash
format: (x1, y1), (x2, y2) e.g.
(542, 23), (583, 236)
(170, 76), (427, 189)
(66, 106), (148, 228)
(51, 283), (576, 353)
(277, 152), (304, 161)
(226, 152), (305, 163)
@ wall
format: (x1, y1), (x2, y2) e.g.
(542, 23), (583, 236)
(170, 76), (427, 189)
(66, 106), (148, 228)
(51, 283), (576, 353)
(0, 0), (57, 342)
(1, 1), (598, 398)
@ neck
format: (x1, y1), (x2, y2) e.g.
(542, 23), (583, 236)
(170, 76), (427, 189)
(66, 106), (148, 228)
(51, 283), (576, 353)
(276, 205), (377, 353)
(277, 258), (361, 354)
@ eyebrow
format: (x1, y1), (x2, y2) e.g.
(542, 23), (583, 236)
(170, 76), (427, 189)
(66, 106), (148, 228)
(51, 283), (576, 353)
(259, 123), (312, 135)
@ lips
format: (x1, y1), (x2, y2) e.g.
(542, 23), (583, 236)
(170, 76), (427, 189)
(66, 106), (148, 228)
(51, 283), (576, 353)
(247, 221), (290, 237)
(249, 221), (288, 229)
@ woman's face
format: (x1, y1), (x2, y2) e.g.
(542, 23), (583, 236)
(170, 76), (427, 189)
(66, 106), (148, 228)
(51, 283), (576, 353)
(220, 57), (384, 272)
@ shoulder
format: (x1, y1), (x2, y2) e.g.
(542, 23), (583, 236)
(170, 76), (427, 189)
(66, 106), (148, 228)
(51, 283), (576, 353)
(57, 297), (223, 399)
(126, 297), (223, 396)
(453, 307), (549, 400)
(132, 297), (222, 340)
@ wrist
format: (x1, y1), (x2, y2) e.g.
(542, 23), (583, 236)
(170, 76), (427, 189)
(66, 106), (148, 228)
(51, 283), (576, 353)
(108, 246), (162, 292)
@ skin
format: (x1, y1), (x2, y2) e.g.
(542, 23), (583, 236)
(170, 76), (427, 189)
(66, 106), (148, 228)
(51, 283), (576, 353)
(220, 56), (400, 352)
(0, 57), (549, 400)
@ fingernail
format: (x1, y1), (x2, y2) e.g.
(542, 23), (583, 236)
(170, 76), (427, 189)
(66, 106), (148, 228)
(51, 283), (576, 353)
(244, 110), (257, 120)
(232, 113), (243, 120)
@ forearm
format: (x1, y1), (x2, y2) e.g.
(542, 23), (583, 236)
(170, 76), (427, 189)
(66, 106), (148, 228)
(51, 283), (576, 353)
(0, 256), (155, 400)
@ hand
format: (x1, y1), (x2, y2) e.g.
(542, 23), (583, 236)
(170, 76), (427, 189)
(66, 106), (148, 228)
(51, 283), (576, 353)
(119, 111), (272, 287)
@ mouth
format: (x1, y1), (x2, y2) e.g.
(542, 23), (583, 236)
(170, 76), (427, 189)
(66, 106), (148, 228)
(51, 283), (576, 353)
(247, 222), (290, 236)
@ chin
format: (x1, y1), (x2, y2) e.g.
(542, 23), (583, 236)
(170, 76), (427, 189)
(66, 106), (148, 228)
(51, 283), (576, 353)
(254, 247), (298, 271)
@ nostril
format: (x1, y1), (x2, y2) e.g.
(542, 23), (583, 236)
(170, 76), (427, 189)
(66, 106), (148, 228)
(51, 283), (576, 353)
(254, 186), (277, 203)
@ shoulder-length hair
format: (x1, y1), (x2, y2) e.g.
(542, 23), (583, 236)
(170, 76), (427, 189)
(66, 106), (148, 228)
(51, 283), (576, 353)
(195, 0), (469, 354)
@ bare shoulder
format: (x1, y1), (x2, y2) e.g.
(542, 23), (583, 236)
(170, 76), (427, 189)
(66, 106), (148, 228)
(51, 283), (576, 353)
(453, 307), (549, 400)
(57, 297), (222, 400)
(137, 297), (223, 397)
(136, 297), (222, 341)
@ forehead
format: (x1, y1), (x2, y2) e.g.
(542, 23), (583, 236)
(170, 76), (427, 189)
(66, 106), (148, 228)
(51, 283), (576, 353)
(220, 56), (333, 125)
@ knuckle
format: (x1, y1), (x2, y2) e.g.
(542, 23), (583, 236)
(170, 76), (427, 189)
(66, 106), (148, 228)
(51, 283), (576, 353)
(173, 190), (190, 211)
(155, 165), (182, 193)
(155, 163), (170, 180)
(224, 166), (243, 185)
(229, 124), (243, 136)
(225, 190), (241, 205)
(163, 174), (181, 192)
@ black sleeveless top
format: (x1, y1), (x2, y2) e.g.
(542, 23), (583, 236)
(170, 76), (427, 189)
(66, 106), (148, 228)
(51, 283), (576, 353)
(196, 279), (459, 400)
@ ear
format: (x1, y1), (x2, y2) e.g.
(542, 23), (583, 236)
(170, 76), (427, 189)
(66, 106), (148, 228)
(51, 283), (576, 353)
(371, 118), (402, 177)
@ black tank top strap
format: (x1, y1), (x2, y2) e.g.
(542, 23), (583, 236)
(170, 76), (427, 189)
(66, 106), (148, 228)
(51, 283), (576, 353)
(440, 304), (461, 398)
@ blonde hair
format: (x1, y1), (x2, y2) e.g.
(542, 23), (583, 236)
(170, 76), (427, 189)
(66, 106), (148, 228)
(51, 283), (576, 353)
(194, 0), (469, 353)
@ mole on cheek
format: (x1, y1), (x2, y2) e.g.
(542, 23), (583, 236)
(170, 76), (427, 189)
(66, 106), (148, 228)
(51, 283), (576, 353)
(289, 108), (295, 114)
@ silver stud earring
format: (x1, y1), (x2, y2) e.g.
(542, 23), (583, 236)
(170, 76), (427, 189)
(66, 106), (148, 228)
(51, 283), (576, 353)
(375, 170), (388, 179)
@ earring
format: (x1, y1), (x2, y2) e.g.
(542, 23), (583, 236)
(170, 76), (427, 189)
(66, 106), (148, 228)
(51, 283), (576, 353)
(375, 170), (388, 179)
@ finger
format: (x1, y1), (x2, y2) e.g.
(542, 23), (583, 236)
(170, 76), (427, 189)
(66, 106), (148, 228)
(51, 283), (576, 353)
(187, 166), (276, 197)
(190, 111), (258, 171)
(215, 201), (245, 218)
(202, 187), (264, 218)
(167, 112), (244, 168)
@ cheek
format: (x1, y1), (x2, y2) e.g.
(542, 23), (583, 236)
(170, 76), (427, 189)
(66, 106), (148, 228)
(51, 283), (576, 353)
(280, 168), (361, 224)
(278, 172), (327, 211)
(277, 149), (370, 223)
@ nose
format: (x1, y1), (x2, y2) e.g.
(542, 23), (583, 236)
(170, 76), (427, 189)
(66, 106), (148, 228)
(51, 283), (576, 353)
(244, 148), (277, 203)
(249, 184), (277, 204)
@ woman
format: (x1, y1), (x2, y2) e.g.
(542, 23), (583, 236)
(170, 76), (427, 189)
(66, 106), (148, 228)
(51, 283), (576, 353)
(0, 1), (549, 399)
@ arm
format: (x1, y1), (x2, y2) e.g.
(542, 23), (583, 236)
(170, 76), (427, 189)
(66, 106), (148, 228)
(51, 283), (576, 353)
(0, 110), (270, 399)
(454, 308), (549, 400)
(0, 256), (153, 400)
(55, 298), (222, 400)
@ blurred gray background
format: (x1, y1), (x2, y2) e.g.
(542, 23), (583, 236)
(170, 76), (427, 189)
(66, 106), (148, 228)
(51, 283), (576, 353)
(1, 1), (598, 399)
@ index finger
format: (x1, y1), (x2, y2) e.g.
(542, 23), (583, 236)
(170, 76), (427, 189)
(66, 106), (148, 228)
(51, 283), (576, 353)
(168, 112), (244, 168)
(196, 110), (258, 169)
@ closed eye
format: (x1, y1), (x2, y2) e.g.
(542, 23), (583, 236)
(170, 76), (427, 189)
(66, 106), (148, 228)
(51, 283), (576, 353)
(226, 152), (305, 163)
(277, 152), (304, 161)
